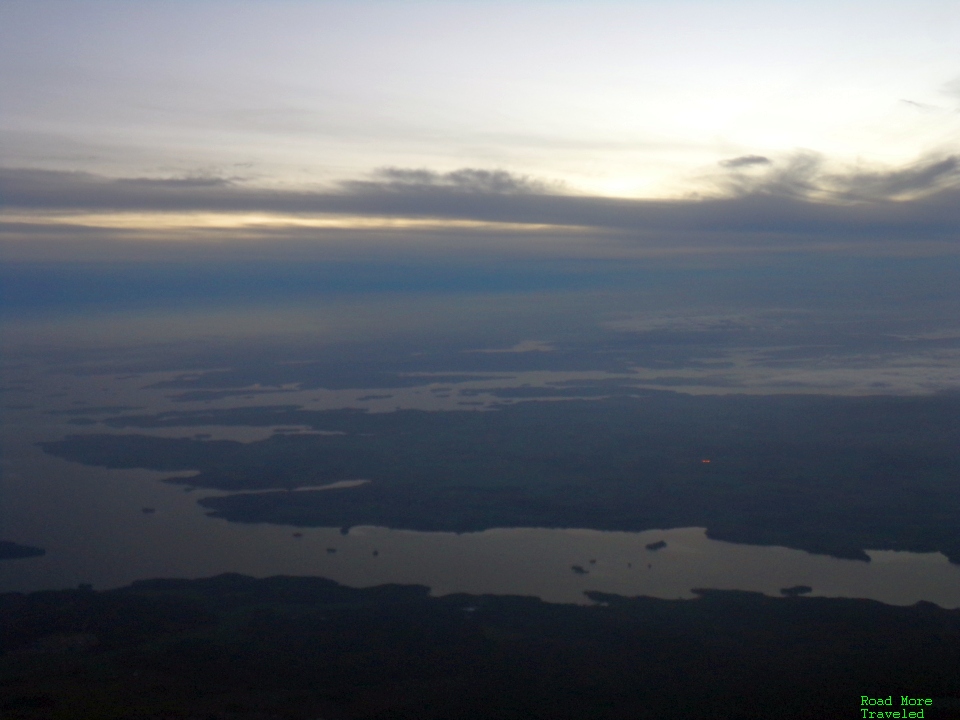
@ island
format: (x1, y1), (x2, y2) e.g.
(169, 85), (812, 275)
(0, 540), (46, 561)
(39, 391), (960, 563)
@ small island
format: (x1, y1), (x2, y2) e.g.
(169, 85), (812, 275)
(780, 585), (813, 597)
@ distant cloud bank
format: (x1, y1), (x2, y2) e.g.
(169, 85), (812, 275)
(2, 153), (959, 261)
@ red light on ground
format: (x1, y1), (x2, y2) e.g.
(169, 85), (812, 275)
(701, 459), (711, 463)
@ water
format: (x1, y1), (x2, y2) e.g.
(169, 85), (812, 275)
(4, 278), (960, 606)
(2, 404), (959, 606)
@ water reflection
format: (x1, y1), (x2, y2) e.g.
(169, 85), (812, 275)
(5, 292), (960, 608)
(2, 433), (959, 607)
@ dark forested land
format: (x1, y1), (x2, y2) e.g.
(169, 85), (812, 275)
(0, 542), (45, 561)
(1, 574), (959, 720)
(40, 391), (960, 562)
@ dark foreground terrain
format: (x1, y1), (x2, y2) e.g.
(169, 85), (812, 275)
(2, 574), (959, 720)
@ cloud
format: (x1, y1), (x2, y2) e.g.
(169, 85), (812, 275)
(716, 151), (960, 203)
(122, 175), (240, 190)
(719, 155), (771, 168)
(344, 168), (562, 195)
(717, 152), (822, 199)
(829, 156), (960, 202)
(2, 154), (960, 262)
(900, 99), (943, 113)
(942, 76), (960, 99)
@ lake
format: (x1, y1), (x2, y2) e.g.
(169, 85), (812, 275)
(3, 289), (960, 607)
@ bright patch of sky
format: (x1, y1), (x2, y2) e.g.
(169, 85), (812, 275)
(2, 0), (958, 198)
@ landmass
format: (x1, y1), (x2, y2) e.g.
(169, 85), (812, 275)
(39, 391), (960, 563)
(0, 541), (45, 561)
(1, 574), (958, 719)
(780, 585), (813, 597)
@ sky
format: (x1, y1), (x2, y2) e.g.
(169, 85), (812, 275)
(1, 0), (959, 262)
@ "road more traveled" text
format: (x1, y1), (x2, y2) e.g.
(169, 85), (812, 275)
(861, 696), (933, 719)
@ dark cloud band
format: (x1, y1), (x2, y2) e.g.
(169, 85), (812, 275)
(2, 154), (959, 254)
